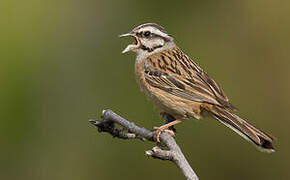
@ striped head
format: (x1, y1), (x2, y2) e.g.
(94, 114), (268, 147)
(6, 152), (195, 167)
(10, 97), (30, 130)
(120, 23), (175, 57)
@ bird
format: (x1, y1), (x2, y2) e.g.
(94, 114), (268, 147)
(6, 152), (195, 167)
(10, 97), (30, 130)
(120, 23), (275, 153)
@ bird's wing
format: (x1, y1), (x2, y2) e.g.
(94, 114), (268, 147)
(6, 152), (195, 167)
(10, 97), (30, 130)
(144, 48), (236, 110)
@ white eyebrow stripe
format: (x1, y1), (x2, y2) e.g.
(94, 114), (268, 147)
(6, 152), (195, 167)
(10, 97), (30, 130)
(138, 26), (169, 38)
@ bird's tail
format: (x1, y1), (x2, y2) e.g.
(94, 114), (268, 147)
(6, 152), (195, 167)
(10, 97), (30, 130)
(209, 106), (275, 153)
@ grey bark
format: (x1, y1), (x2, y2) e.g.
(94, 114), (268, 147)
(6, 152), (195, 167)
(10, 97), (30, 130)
(89, 109), (199, 180)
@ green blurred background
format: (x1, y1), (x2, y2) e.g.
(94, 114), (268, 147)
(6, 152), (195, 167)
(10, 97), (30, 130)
(1, 0), (290, 179)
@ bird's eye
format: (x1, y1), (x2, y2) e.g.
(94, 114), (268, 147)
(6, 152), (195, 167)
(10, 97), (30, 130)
(144, 31), (151, 37)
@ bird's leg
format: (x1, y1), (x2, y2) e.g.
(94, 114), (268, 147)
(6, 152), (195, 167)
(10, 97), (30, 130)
(156, 112), (176, 138)
(161, 112), (177, 132)
(154, 116), (183, 143)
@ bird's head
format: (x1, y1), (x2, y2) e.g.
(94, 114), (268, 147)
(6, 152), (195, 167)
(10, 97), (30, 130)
(120, 23), (174, 55)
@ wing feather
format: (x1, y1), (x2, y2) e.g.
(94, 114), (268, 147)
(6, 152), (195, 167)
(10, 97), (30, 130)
(144, 48), (236, 110)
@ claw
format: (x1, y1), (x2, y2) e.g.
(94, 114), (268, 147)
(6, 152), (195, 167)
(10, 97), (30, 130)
(164, 129), (175, 137)
(153, 119), (182, 142)
(154, 129), (162, 143)
(153, 127), (175, 142)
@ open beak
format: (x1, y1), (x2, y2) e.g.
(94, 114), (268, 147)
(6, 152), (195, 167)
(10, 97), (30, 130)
(119, 32), (139, 54)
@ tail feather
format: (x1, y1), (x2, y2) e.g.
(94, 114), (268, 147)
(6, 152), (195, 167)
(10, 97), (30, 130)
(210, 106), (275, 153)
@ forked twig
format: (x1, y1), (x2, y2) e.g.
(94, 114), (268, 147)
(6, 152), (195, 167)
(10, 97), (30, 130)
(89, 109), (198, 180)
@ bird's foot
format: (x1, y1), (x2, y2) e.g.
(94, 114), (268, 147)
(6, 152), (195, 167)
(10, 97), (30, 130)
(153, 126), (175, 143)
(153, 119), (183, 142)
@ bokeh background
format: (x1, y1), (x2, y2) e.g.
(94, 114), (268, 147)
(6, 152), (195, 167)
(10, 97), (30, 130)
(1, 0), (290, 179)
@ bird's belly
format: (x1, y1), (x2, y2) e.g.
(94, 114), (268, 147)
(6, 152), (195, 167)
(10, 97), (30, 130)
(135, 57), (202, 119)
(147, 86), (201, 119)
(136, 74), (202, 119)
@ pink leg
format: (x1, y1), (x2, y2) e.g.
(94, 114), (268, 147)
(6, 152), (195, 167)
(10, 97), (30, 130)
(154, 119), (183, 142)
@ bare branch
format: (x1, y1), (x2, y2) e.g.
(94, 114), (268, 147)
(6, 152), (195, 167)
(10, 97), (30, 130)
(145, 146), (175, 160)
(89, 109), (199, 180)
